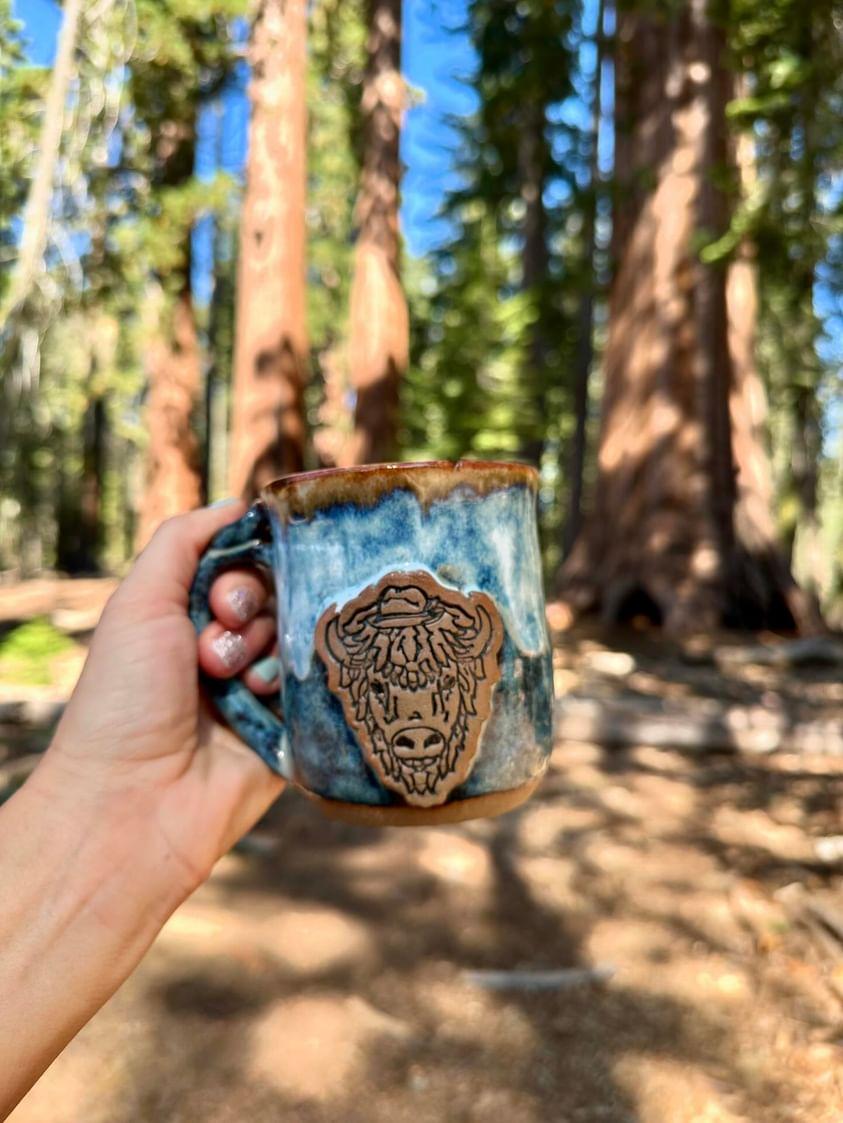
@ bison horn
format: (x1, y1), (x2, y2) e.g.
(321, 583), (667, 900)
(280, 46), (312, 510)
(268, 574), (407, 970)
(324, 613), (351, 667)
(462, 602), (495, 660)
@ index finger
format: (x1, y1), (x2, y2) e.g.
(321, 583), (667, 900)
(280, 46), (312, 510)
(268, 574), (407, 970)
(125, 501), (249, 608)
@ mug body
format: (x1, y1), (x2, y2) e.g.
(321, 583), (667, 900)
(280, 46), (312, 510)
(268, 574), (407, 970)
(262, 461), (553, 825)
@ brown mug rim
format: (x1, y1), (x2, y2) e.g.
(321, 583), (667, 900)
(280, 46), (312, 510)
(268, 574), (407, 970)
(261, 459), (539, 519)
(262, 458), (538, 495)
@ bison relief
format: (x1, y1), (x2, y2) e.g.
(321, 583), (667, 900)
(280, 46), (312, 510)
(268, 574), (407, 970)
(315, 571), (504, 808)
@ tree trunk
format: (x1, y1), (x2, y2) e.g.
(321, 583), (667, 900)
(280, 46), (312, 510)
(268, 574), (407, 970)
(205, 183), (235, 503)
(342, 0), (408, 466)
(518, 99), (550, 467)
(55, 358), (106, 574)
(559, 0), (817, 635)
(786, 23), (823, 602)
(1, 0), (81, 322)
(564, 0), (606, 556)
(229, 0), (309, 498)
(55, 423), (75, 572)
(135, 275), (203, 550)
(135, 115), (203, 550)
(725, 97), (819, 629)
(789, 388), (822, 584)
(313, 344), (350, 467)
(77, 389), (106, 571)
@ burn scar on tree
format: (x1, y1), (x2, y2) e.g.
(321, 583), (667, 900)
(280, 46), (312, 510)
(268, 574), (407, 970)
(315, 571), (504, 808)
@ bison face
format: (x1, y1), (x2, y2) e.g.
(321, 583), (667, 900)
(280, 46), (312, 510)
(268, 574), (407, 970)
(367, 667), (462, 776)
(315, 571), (504, 808)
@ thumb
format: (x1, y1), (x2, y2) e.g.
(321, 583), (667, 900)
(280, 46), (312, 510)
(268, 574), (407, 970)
(125, 501), (249, 607)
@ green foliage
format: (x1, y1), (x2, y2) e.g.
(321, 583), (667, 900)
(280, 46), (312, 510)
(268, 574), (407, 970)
(727, 0), (843, 600)
(0, 0), (248, 573)
(0, 617), (75, 685)
(404, 0), (585, 567)
(306, 0), (366, 351)
(404, 210), (527, 459)
(302, 0), (367, 458)
(2, 0), (841, 615)
(0, 1), (46, 300)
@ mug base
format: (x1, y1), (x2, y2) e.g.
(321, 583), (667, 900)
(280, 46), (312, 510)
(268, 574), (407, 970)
(304, 773), (543, 828)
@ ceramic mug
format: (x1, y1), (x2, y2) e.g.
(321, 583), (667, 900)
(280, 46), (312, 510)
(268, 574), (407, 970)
(189, 461), (554, 825)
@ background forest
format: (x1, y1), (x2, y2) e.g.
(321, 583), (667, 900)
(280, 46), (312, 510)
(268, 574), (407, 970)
(0, 0), (841, 633)
(3, 6), (843, 1120)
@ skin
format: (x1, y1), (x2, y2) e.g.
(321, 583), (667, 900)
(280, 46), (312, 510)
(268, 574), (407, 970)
(0, 502), (285, 1119)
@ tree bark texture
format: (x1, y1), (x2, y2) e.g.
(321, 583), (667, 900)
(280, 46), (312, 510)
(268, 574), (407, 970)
(135, 274), (203, 551)
(560, 0), (816, 634)
(136, 113), (202, 550)
(229, 0), (309, 497)
(342, 0), (408, 466)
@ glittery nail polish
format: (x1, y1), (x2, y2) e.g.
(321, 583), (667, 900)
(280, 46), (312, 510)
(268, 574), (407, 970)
(212, 630), (248, 670)
(228, 586), (258, 622)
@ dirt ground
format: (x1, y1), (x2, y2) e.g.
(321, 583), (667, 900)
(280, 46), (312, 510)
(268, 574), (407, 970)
(3, 582), (843, 1122)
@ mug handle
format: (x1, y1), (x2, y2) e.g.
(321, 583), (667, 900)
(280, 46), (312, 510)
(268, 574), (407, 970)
(188, 502), (291, 778)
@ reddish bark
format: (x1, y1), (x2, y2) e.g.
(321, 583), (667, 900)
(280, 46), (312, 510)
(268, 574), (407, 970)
(312, 345), (349, 468)
(136, 279), (203, 550)
(136, 120), (202, 552)
(342, 0), (408, 466)
(560, 0), (817, 634)
(229, 0), (309, 497)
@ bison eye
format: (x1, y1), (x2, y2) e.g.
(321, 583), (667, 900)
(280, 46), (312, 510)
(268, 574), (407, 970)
(372, 681), (386, 697)
(442, 674), (456, 691)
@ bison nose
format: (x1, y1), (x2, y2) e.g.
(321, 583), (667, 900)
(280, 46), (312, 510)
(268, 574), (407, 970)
(392, 727), (445, 758)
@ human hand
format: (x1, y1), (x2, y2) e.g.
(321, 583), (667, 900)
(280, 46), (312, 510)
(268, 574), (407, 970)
(34, 501), (285, 909)
(0, 502), (286, 1114)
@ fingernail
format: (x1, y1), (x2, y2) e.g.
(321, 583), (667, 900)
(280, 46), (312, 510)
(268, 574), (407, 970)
(211, 630), (248, 670)
(211, 496), (238, 509)
(228, 586), (258, 622)
(252, 655), (280, 684)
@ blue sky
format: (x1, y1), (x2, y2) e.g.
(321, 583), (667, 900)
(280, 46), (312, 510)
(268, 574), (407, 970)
(11, 0), (614, 278)
(11, 0), (837, 376)
(12, 0), (475, 260)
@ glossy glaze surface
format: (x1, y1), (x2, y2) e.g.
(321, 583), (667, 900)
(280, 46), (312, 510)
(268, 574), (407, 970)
(190, 462), (553, 817)
(263, 464), (553, 808)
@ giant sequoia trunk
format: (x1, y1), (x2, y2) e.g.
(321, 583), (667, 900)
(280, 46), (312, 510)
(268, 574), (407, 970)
(135, 122), (203, 550)
(135, 271), (203, 550)
(343, 0), (408, 466)
(561, 0), (817, 634)
(229, 0), (308, 497)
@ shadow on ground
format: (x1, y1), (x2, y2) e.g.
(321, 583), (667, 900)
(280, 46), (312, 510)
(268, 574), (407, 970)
(14, 736), (842, 1123)
(5, 602), (842, 1122)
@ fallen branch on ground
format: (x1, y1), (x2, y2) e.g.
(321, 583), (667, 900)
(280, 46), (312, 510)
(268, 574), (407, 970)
(462, 965), (615, 990)
(555, 696), (843, 755)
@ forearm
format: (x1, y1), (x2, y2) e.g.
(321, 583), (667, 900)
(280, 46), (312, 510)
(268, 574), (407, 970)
(0, 754), (192, 1118)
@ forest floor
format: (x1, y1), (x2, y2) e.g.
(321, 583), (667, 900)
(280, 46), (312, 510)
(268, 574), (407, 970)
(2, 578), (843, 1123)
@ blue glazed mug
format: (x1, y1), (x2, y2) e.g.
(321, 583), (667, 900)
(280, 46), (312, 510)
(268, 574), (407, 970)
(189, 461), (554, 826)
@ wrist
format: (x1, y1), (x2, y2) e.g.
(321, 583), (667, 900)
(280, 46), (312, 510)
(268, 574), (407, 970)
(22, 748), (197, 949)
(0, 752), (191, 1116)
